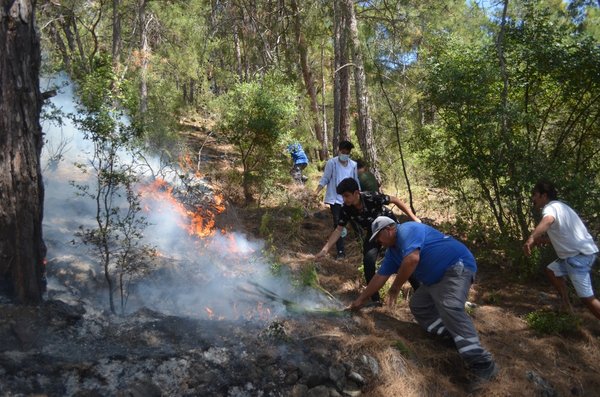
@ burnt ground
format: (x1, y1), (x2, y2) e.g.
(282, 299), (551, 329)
(182, 120), (600, 396)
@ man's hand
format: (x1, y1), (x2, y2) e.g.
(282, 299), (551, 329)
(386, 288), (400, 308)
(523, 237), (535, 256)
(347, 299), (364, 311)
(524, 216), (555, 257)
(314, 249), (328, 260)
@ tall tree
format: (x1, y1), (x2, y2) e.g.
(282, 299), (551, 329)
(344, 0), (380, 181)
(422, 0), (600, 240)
(333, 0), (350, 151)
(289, 0), (327, 161)
(138, 0), (149, 116)
(0, 0), (46, 303)
(112, 0), (122, 70)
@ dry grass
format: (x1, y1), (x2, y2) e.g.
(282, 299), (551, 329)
(184, 121), (600, 397)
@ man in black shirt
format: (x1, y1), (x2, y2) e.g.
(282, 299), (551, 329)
(315, 178), (421, 302)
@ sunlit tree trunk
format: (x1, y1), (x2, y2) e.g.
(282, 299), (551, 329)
(496, 0), (529, 238)
(139, 0), (149, 116)
(0, 0), (45, 303)
(345, 0), (380, 181)
(374, 66), (417, 214)
(320, 42), (329, 159)
(290, 0), (326, 161)
(233, 26), (243, 81)
(112, 0), (122, 71)
(333, 0), (350, 152)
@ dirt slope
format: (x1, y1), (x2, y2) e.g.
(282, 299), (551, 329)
(185, 120), (600, 396)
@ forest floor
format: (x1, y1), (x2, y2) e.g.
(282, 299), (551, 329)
(181, 118), (600, 397)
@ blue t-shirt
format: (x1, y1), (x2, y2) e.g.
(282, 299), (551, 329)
(377, 222), (477, 285)
(287, 143), (309, 165)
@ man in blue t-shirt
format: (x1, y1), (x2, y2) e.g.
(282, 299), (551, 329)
(349, 216), (498, 390)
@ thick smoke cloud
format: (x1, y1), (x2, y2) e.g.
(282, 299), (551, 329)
(41, 75), (331, 321)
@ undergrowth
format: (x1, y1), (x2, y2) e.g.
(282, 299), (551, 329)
(525, 310), (580, 335)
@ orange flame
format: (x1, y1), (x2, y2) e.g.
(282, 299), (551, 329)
(178, 153), (203, 178)
(213, 193), (226, 212)
(139, 177), (225, 239)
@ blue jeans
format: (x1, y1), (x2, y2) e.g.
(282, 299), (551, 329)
(547, 253), (597, 298)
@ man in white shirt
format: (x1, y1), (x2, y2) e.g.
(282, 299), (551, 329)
(315, 140), (360, 259)
(524, 180), (600, 319)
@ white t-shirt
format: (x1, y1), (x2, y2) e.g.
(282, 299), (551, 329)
(318, 157), (359, 205)
(542, 200), (598, 258)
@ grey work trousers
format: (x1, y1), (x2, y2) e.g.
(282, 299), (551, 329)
(409, 261), (493, 368)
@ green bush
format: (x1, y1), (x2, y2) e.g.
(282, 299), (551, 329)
(214, 74), (297, 203)
(300, 264), (319, 288)
(525, 310), (580, 335)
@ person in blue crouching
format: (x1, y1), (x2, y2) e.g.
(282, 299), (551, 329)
(287, 142), (309, 184)
(349, 216), (498, 391)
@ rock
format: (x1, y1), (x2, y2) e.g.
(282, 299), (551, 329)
(342, 384), (362, 397)
(328, 363), (346, 389)
(360, 355), (379, 376)
(329, 389), (343, 397)
(347, 371), (366, 385)
(526, 371), (558, 397)
(307, 385), (330, 397)
(284, 370), (300, 385)
(299, 362), (329, 388)
(290, 384), (309, 397)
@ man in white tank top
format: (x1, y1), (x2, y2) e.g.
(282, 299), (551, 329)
(524, 180), (600, 319)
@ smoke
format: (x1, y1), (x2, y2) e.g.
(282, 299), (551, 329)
(41, 75), (332, 322)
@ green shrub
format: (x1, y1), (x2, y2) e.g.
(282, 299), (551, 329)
(525, 310), (580, 335)
(214, 74), (297, 203)
(259, 211), (272, 238)
(300, 264), (319, 288)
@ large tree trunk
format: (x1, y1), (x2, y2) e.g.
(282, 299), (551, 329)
(112, 0), (122, 71)
(233, 26), (243, 82)
(0, 0), (45, 303)
(138, 0), (149, 116)
(333, 0), (350, 152)
(49, 21), (71, 73)
(344, 0), (380, 181)
(289, 0), (326, 161)
(320, 42), (329, 159)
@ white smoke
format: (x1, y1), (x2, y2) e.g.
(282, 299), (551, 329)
(40, 75), (334, 321)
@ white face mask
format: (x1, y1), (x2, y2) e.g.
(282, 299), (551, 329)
(339, 153), (350, 162)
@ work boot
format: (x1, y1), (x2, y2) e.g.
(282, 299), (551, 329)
(468, 361), (499, 392)
(335, 251), (346, 260)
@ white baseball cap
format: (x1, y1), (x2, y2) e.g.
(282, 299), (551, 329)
(369, 216), (397, 242)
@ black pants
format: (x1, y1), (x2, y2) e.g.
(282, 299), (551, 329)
(363, 238), (381, 301)
(363, 238), (420, 302)
(329, 204), (344, 254)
